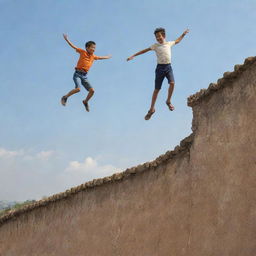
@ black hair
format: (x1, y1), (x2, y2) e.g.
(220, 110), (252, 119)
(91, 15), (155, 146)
(154, 27), (166, 37)
(85, 41), (96, 48)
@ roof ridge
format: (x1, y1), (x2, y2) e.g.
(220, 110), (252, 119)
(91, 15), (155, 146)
(187, 56), (256, 107)
(0, 134), (194, 226)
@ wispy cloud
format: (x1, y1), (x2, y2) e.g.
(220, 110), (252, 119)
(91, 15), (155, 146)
(0, 148), (121, 201)
(62, 157), (120, 187)
(36, 150), (55, 160)
(0, 147), (56, 161)
(0, 148), (24, 158)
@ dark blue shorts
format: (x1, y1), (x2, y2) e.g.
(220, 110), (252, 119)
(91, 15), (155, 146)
(155, 64), (175, 90)
(73, 70), (92, 91)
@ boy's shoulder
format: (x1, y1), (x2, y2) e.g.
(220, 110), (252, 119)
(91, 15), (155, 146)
(151, 41), (174, 49)
(76, 48), (87, 53)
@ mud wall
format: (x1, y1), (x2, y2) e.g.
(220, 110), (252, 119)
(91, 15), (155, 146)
(0, 57), (256, 256)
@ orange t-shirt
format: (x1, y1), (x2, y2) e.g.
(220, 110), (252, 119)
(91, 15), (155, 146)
(75, 48), (100, 72)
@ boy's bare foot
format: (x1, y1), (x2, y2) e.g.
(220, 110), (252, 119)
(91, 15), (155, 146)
(144, 109), (155, 120)
(82, 100), (90, 112)
(61, 96), (67, 106)
(166, 101), (175, 111)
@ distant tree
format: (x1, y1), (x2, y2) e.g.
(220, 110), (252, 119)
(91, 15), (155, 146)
(0, 200), (36, 217)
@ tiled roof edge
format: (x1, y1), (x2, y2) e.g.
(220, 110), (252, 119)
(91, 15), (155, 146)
(0, 134), (194, 226)
(187, 57), (256, 107)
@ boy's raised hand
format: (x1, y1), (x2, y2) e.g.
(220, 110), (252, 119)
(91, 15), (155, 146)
(62, 34), (78, 50)
(63, 34), (68, 40)
(127, 56), (134, 61)
(183, 29), (189, 35)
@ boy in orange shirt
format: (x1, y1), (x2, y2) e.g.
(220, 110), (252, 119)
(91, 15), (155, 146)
(61, 34), (111, 111)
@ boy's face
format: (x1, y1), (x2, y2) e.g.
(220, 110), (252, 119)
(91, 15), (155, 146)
(86, 44), (96, 55)
(155, 32), (165, 44)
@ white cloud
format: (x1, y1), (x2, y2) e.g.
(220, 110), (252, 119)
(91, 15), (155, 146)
(36, 150), (55, 160)
(66, 157), (97, 172)
(61, 157), (120, 187)
(58, 157), (121, 198)
(0, 149), (121, 201)
(0, 148), (24, 158)
(0, 147), (56, 161)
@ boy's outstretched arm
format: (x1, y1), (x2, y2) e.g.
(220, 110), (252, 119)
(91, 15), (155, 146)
(97, 55), (112, 60)
(63, 34), (78, 50)
(175, 29), (189, 44)
(127, 48), (151, 61)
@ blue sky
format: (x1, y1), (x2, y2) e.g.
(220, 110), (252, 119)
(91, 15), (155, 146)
(0, 0), (255, 201)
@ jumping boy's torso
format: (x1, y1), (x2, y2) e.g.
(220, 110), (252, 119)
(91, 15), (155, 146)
(150, 41), (175, 64)
(75, 48), (99, 72)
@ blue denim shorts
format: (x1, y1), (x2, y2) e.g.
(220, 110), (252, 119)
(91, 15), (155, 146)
(155, 64), (175, 90)
(73, 70), (92, 91)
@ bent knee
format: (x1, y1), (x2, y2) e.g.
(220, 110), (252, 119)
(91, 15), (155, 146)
(76, 88), (81, 92)
(89, 88), (95, 93)
(169, 82), (175, 85)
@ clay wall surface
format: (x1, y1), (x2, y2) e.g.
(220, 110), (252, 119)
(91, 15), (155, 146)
(0, 57), (255, 256)
(187, 59), (256, 255)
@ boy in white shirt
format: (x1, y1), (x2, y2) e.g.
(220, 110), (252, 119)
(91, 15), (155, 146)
(127, 27), (189, 120)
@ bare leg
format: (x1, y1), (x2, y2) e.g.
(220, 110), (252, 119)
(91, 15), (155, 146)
(145, 89), (160, 120)
(65, 88), (80, 98)
(83, 88), (95, 103)
(61, 88), (80, 106)
(150, 89), (160, 111)
(166, 82), (175, 110)
(82, 88), (95, 112)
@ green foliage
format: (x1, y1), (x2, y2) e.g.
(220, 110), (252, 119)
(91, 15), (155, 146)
(0, 200), (36, 217)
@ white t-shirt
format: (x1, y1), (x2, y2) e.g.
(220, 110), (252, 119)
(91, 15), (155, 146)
(150, 41), (175, 64)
